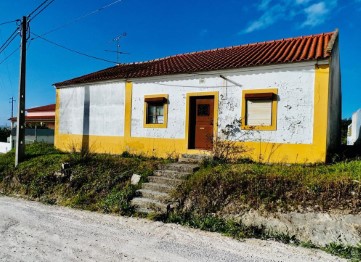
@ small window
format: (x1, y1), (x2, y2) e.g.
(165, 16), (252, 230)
(144, 95), (168, 128)
(147, 103), (164, 124)
(241, 89), (278, 131)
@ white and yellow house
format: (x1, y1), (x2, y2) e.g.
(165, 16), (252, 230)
(54, 30), (341, 163)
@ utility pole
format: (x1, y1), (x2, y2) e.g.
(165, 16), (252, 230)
(15, 16), (27, 167)
(9, 97), (15, 148)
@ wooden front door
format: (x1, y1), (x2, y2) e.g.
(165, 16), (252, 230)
(190, 97), (214, 150)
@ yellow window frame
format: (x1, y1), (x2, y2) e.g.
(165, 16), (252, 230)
(241, 88), (278, 131)
(143, 94), (169, 128)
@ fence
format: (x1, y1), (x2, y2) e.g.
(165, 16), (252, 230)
(11, 128), (54, 145)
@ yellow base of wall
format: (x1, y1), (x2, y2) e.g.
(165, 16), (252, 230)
(55, 134), (125, 155)
(55, 134), (326, 163)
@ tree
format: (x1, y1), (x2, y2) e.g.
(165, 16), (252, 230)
(0, 127), (11, 142)
(341, 118), (352, 145)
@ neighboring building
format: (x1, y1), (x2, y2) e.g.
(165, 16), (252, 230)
(347, 109), (361, 145)
(54, 30), (341, 163)
(10, 104), (56, 129)
(9, 104), (55, 145)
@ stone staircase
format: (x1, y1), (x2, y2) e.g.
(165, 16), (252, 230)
(131, 154), (206, 214)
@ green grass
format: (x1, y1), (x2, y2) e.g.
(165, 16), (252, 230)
(173, 161), (361, 215)
(0, 143), (163, 214)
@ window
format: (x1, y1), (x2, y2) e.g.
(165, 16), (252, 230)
(241, 89), (278, 131)
(147, 103), (164, 124)
(144, 94), (168, 128)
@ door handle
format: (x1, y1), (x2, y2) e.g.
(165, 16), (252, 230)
(199, 127), (205, 130)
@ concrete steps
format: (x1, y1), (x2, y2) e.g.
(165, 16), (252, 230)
(131, 154), (204, 214)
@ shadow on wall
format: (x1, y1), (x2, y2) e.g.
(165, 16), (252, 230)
(82, 86), (90, 152)
(354, 128), (361, 146)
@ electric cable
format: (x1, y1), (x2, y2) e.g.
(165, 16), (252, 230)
(0, 19), (20, 27)
(27, 0), (55, 21)
(31, 33), (118, 64)
(32, 0), (123, 40)
(0, 27), (19, 54)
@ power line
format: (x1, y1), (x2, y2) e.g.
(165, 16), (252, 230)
(0, 19), (20, 27)
(27, 0), (55, 22)
(0, 47), (19, 65)
(32, 0), (123, 40)
(0, 27), (19, 54)
(31, 33), (118, 64)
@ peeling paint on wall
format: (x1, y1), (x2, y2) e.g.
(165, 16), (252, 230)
(131, 65), (315, 144)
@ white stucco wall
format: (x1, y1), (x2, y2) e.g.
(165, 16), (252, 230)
(59, 82), (125, 136)
(28, 111), (55, 117)
(0, 142), (11, 154)
(347, 109), (361, 145)
(131, 63), (316, 144)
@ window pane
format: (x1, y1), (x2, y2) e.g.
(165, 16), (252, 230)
(246, 99), (272, 126)
(156, 105), (164, 116)
(197, 104), (210, 116)
(147, 115), (156, 124)
(147, 102), (165, 124)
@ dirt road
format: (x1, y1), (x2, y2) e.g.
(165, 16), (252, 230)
(0, 196), (344, 262)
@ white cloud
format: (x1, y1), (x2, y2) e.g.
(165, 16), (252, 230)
(240, 0), (338, 34)
(301, 0), (337, 27)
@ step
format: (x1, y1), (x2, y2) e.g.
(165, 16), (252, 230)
(134, 207), (155, 214)
(178, 157), (204, 164)
(154, 170), (191, 180)
(136, 189), (170, 202)
(179, 154), (210, 163)
(181, 154), (210, 159)
(148, 176), (184, 186)
(142, 182), (173, 193)
(159, 163), (200, 173)
(131, 197), (167, 213)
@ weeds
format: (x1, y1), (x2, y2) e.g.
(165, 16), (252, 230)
(0, 143), (162, 214)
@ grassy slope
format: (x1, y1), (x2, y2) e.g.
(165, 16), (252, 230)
(168, 160), (361, 261)
(0, 143), (163, 214)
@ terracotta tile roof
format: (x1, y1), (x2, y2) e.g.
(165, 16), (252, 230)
(26, 104), (55, 112)
(10, 115), (55, 122)
(55, 30), (338, 87)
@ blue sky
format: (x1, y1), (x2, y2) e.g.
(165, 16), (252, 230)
(0, 0), (360, 126)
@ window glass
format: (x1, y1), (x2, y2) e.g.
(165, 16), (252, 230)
(197, 104), (210, 116)
(147, 103), (164, 124)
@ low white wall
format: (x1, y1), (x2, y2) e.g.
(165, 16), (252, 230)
(347, 109), (361, 145)
(0, 142), (11, 153)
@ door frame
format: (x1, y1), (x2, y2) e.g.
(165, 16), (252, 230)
(185, 91), (219, 151)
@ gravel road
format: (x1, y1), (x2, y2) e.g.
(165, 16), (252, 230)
(0, 196), (344, 262)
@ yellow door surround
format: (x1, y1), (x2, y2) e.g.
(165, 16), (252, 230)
(185, 91), (219, 152)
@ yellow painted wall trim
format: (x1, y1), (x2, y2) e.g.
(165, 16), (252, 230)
(185, 91), (219, 150)
(143, 94), (169, 128)
(311, 64), (330, 162)
(241, 88), (278, 131)
(124, 81), (133, 138)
